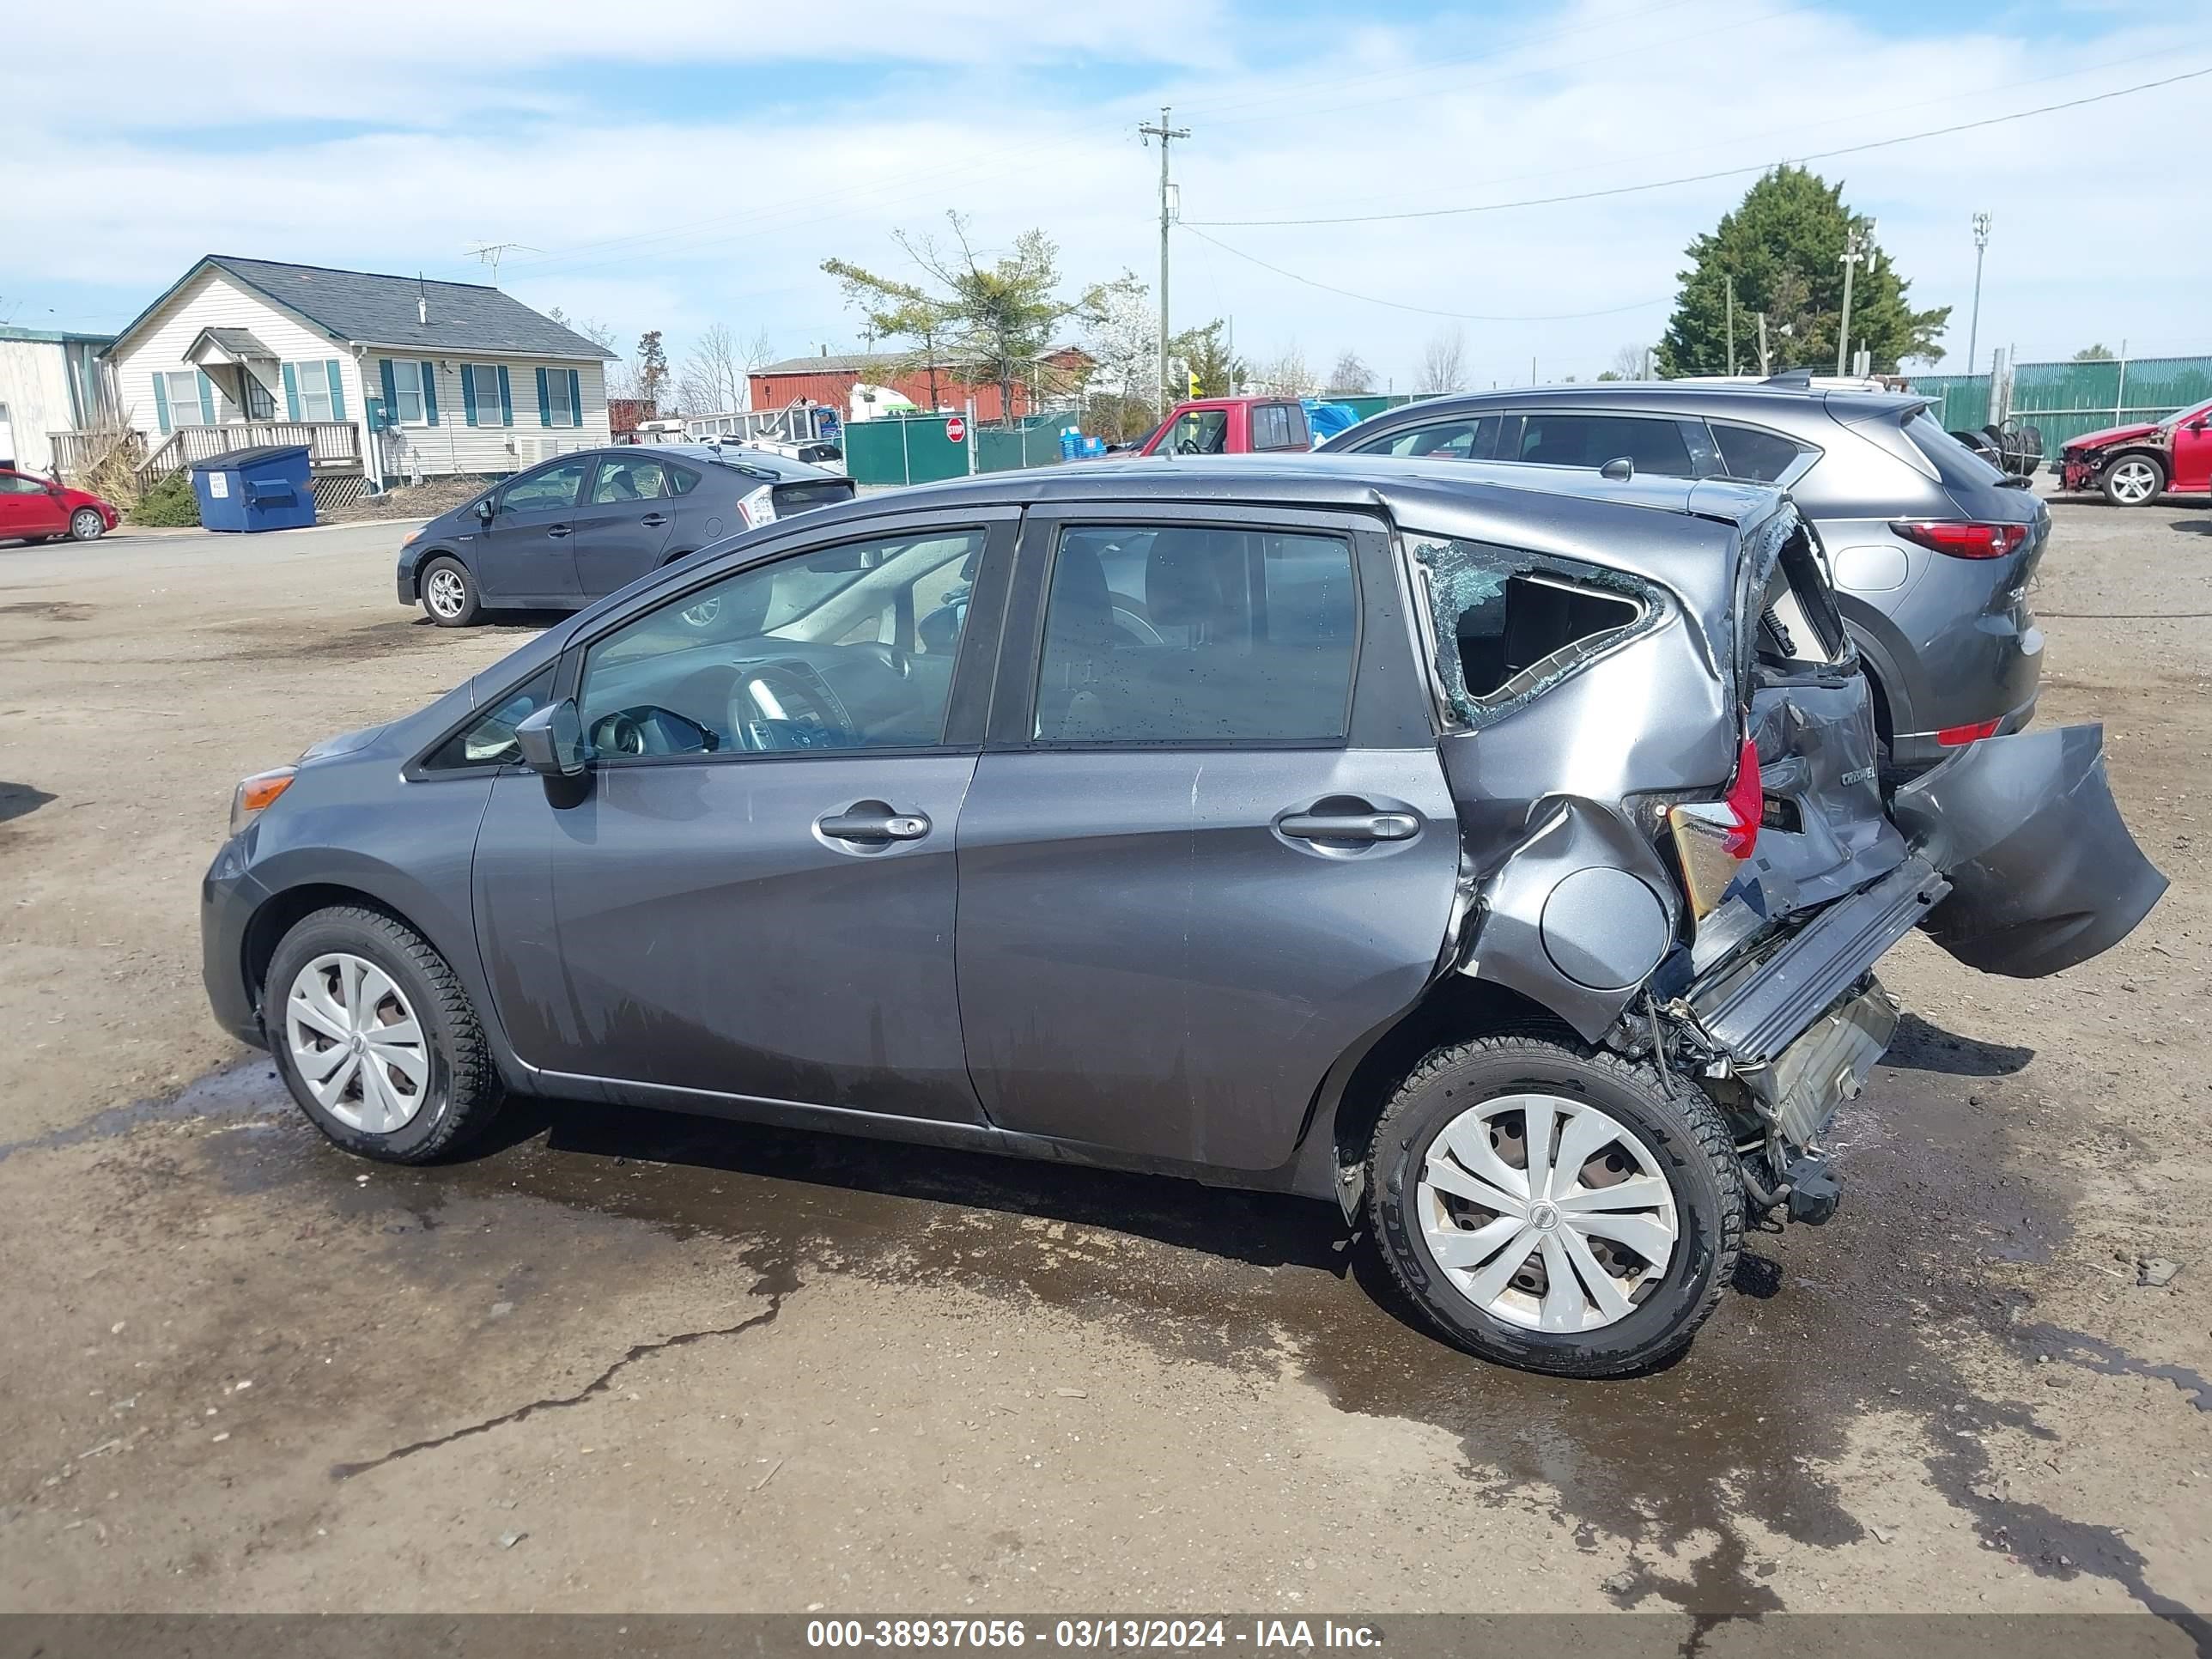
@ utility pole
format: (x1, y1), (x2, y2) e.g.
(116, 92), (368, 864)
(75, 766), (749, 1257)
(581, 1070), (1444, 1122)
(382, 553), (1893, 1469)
(1725, 276), (1736, 376)
(1836, 222), (1873, 377)
(1139, 107), (1190, 416)
(1756, 313), (1770, 377)
(1966, 212), (1991, 378)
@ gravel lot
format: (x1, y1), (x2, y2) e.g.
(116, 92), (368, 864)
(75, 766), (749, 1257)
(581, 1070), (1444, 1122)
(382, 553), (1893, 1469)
(0, 496), (2206, 1623)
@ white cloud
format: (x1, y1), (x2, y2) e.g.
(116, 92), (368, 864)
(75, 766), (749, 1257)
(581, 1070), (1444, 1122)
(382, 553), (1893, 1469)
(5, 0), (2204, 388)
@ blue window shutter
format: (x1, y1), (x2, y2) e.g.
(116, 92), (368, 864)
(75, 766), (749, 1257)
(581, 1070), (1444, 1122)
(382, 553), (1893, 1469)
(460, 364), (478, 426)
(326, 360), (346, 422)
(152, 374), (171, 434)
(197, 370), (216, 424)
(420, 362), (439, 426)
(495, 365), (514, 428)
(568, 368), (583, 427)
(281, 362), (301, 421)
(536, 367), (551, 428)
(379, 357), (398, 423)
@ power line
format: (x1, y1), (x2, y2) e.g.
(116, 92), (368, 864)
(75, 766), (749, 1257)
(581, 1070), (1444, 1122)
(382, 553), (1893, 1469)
(1186, 64), (2212, 228)
(1179, 223), (1668, 323)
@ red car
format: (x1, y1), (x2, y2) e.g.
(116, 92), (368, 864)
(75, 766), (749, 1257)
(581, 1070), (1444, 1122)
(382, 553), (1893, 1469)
(1118, 395), (1314, 457)
(2055, 395), (2212, 506)
(0, 468), (119, 544)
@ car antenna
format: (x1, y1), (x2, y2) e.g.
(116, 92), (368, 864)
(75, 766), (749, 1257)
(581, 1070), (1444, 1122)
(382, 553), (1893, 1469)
(1764, 368), (1813, 389)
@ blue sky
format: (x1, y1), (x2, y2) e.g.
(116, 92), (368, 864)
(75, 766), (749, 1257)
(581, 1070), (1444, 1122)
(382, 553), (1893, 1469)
(4, 0), (2202, 398)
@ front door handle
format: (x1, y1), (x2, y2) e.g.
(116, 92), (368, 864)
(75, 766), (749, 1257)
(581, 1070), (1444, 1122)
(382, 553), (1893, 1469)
(641, 513), (669, 527)
(546, 523), (572, 538)
(817, 805), (932, 843)
(1279, 810), (1419, 842)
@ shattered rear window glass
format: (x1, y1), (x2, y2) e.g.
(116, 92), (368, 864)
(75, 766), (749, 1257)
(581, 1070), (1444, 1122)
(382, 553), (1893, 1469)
(1409, 536), (1654, 725)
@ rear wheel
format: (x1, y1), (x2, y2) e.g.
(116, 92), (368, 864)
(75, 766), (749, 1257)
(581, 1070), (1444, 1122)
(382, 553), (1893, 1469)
(1367, 1034), (1742, 1378)
(265, 906), (503, 1163)
(420, 556), (480, 626)
(2101, 454), (2165, 507)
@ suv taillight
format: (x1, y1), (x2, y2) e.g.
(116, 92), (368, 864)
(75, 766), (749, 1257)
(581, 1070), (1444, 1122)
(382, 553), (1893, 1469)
(1890, 520), (2029, 559)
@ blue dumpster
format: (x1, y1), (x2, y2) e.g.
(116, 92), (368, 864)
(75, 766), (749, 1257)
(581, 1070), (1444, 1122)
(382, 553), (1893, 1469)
(190, 445), (316, 533)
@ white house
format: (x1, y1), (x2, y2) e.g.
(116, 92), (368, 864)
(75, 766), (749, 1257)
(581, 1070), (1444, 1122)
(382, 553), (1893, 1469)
(0, 325), (115, 476)
(91, 255), (617, 502)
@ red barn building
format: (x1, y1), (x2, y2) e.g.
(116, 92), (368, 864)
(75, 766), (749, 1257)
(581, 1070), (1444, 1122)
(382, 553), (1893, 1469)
(747, 348), (1092, 423)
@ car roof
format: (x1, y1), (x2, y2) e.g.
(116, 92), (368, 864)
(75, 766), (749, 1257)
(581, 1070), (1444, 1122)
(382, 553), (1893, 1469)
(1327, 381), (1926, 437)
(834, 454), (1780, 599)
(631, 441), (835, 481)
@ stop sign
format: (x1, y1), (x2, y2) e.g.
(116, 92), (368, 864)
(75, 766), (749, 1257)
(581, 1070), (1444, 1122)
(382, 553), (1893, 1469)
(945, 415), (967, 444)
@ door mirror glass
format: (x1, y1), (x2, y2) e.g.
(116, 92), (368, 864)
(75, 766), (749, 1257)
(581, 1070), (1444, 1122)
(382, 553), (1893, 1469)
(475, 498), (495, 524)
(514, 698), (587, 777)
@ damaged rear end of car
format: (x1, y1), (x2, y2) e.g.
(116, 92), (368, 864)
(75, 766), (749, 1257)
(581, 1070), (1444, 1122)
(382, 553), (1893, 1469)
(1394, 476), (2165, 1238)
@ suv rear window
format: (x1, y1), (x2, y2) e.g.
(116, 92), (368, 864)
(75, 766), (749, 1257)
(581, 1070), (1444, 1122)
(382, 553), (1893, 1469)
(1903, 409), (2008, 492)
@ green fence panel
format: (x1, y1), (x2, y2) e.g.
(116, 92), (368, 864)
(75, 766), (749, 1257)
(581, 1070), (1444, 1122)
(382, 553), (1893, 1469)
(843, 416), (971, 486)
(2008, 356), (2212, 447)
(1334, 394), (1421, 422)
(975, 428), (1025, 473)
(1908, 374), (1990, 432)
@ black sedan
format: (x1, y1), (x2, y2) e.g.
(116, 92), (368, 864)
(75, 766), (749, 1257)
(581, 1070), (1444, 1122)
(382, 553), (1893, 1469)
(396, 443), (854, 625)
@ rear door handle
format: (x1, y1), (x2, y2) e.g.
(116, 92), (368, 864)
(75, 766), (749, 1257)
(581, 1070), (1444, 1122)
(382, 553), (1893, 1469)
(1279, 811), (1419, 842)
(817, 805), (932, 843)
(641, 513), (669, 527)
(546, 524), (572, 538)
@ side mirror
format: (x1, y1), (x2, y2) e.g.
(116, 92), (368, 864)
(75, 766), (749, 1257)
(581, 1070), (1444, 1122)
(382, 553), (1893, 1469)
(2190, 418), (2209, 433)
(1600, 456), (1635, 481)
(475, 498), (495, 524)
(513, 699), (586, 778)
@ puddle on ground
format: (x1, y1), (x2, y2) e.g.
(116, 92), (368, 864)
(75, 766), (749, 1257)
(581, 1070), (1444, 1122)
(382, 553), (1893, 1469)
(131, 1033), (2199, 1626)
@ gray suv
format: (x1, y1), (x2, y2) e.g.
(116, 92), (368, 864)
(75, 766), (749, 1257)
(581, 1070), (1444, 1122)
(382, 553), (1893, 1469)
(396, 443), (855, 626)
(1320, 381), (2046, 770)
(204, 458), (2160, 1378)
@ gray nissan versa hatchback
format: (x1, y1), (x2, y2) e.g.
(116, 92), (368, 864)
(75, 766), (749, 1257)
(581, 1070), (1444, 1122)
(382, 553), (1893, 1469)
(1319, 380), (2047, 772)
(204, 457), (2162, 1378)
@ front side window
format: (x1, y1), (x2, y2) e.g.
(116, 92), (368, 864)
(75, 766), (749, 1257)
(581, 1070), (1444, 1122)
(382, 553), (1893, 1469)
(500, 459), (587, 514)
(1511, 413), (1694, 477)
(1163, 409), (1228, 455)
(0, 473), (47, 495)
(592, 457), (668, 503)
(421, 666), (556, 770)
(1034, 524), (1357, 744)
(578, 529), (984, 757)
(1357, 416), (1498, 461)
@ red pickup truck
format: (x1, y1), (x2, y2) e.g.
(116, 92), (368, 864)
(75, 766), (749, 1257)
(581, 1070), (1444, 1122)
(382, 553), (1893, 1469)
(1119, 396), (1314, 458)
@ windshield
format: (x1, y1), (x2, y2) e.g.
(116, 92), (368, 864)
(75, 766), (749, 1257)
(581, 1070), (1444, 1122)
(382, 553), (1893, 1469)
(2158, 398), (2212, 431)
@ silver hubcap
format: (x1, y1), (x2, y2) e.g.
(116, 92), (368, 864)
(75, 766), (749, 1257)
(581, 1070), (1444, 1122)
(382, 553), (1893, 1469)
(2110, 460), (2158, 503)
(425, 568), (466, 616)
(284, 953), (431, 1133)
(680, 595), (721, 628)
(1417, 1092), (1680, 1334)
(72, 510), (101, 538)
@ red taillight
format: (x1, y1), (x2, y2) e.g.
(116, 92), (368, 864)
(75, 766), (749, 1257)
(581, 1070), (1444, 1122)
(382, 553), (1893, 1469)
(1937, 718), (2002, 747)
(1722, 737), (1761, 858)
(1889, 520), (2030, 559)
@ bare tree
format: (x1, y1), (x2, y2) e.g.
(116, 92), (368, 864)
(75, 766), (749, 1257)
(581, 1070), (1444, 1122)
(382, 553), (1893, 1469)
(1252, 341), (1316, 398)
(1325, 349), (1375, 394)
(678, 324), (746, 416)
(1607, 343), (1648, 381)
(1417, 327), (1468, 394)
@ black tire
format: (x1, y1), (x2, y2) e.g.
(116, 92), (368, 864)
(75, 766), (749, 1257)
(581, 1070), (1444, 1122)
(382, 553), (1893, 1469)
(1366, 1033), (1743, 1378)
(419, 555), (482, 626)
(2100, 453), (2165, 508)
(264, 905), (502, 1164)
(69, 507), (106, 542)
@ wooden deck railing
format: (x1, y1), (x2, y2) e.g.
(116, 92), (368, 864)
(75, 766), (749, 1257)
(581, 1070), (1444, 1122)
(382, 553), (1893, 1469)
(123, 421), (363, 488)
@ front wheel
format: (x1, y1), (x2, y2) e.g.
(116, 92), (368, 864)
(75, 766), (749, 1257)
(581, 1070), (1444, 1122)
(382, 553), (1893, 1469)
(2101, 454), (2165, 507)
(419, 556), (481, 626)
(69, 508), (106, 542)
(265, 906), (503, 1163)
(1366, 1034), (1743, 1378)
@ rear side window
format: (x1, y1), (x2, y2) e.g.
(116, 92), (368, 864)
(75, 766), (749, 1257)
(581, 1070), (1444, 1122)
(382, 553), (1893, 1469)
(1710, 423), (1806, 483)
(1408, 536), (1652, 725)
(1034, 525), (1357, 744)
(668, 464), (701, 495)
(1511, 413), (1695, 477)
(1904, 409), (2008, 492)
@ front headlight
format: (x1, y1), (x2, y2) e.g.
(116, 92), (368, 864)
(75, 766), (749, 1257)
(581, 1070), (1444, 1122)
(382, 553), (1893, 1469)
(403, 527), (425, 545)
(229, 767), (296, 837)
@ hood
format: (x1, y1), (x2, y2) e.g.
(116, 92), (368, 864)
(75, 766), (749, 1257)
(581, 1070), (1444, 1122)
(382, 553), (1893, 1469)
(2063, 422), (2160, 453)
